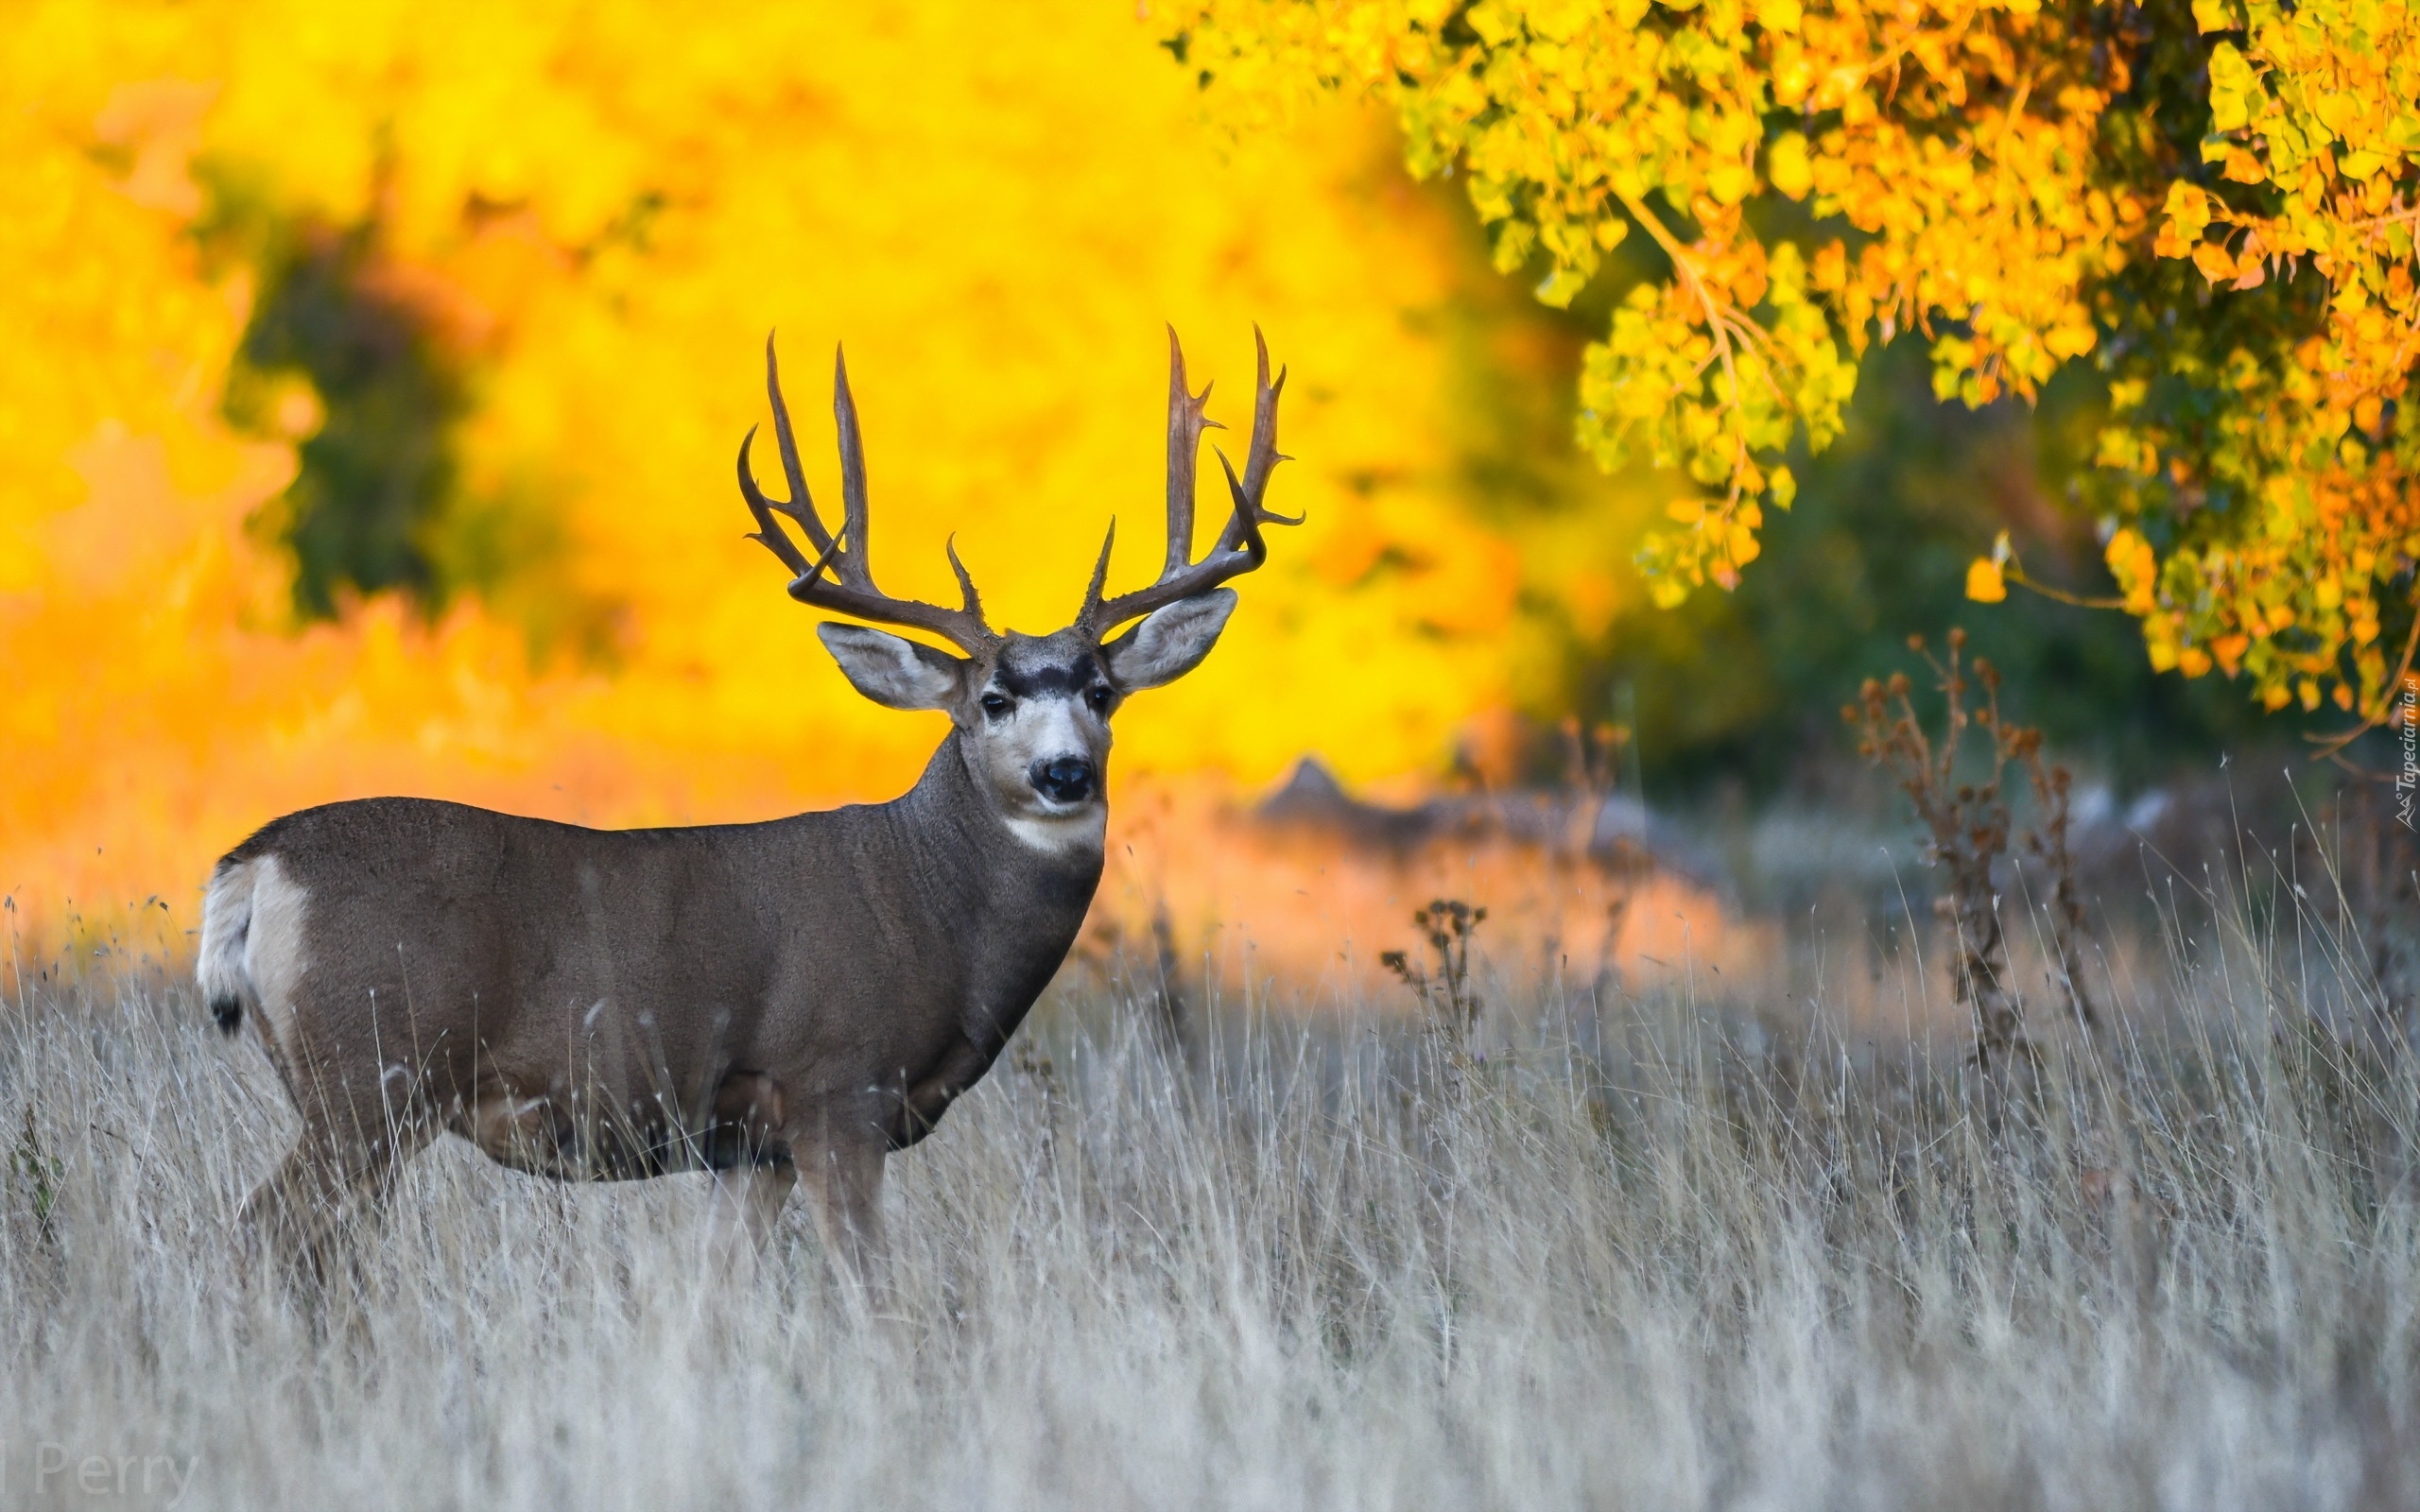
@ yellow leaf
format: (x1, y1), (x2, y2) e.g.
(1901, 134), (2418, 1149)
(1705, 161), (1754, 205)
(1964, 557), (2008, 603)
(2207, 43), (2256, 132)
(1767, 131), (1812, 198)
(2046, 318), (2098, 358)
(1534, 267), (1586, 308)
(2163, 181), (2213, 232)
(2340, 150), (2385, 181)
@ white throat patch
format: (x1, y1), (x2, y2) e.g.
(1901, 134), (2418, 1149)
(1004, 806), (1108, 855)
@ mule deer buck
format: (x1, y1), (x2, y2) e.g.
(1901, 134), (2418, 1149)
(198, 329), (1297, 1291)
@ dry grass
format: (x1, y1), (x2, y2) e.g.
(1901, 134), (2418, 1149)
(2, 874), (2416, 1510)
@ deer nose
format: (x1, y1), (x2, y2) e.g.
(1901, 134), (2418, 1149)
(1030, 756), (1097, 805)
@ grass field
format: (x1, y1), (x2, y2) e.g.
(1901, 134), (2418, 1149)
(1, 869), (2413, 1510)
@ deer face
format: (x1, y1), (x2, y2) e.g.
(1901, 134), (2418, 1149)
(738, 327), (1293, 853)
(816, 593), (1236, 850)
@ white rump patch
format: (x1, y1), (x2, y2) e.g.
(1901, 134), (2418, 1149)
(243, 855), (313, 1060)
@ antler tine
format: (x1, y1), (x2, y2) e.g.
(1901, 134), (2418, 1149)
(764, 335), (834, 555)
(833, 347), (873, 591)
(1201, 327), (1305, 558)
(1074, 521), (1116, 628)
(1164, 325), (1219, 579)
(738, 427), (813, 578)
(944, 534), (985, 624)
(735, 333), (997, 655)
(1088, 327), (1300, 637)
(1231, 326), (1303, 537)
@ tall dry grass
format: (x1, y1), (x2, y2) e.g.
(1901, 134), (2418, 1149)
(0, 866), (2414, 1510)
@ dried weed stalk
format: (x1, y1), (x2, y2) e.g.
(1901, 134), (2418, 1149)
(1847, 628), (2097, 1068)
(1382, 899), (1487, 1057)
(2022, 746), (2100, 1033)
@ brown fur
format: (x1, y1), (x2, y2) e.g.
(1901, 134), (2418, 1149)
(208, 664), (1119, 1288)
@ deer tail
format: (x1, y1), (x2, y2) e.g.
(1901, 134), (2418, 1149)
(197, 856), (257, 1034)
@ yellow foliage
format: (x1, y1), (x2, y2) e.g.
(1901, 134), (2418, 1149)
(2129, 0), (2420, 729)
(1168, 0), (2137, 598)
(1171, 0), (2420, 727)
(1, 0), (1602, 927)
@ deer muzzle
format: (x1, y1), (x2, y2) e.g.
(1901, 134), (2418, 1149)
(1029, 755), (1098, 805)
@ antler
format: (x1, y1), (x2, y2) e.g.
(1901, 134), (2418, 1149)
(1077, 326), (1302, 638)
(737, 335), (996, 655)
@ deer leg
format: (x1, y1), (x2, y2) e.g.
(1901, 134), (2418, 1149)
(795, 1137), (890, 1313)
(238, 1124), (421, 1301)
(698, 1068), (795, 1276)
(703, 1161), (796, 1278)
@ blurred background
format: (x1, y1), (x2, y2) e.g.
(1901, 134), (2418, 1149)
(0, 1), (2325, 981)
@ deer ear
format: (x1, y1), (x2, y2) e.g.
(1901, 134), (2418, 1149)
(1103, 589), (1237, 692)
(818, 624), (965, 710)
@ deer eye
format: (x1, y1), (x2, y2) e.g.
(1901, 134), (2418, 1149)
(1085, 685), (1113, 713)
(980, 693), (1011, 718)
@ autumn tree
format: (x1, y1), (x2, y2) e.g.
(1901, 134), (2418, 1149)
(1166, 0), (2420, 731)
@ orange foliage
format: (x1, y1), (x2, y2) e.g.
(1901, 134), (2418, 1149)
(1172, 0), (2420, 727)
(2131, 0), (2420, 719)
(0, 1), (1643, 937)
(1167, 0), (2131, 596)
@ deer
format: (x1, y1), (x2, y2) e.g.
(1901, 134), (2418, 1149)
(196, 328), (1297, 1295)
